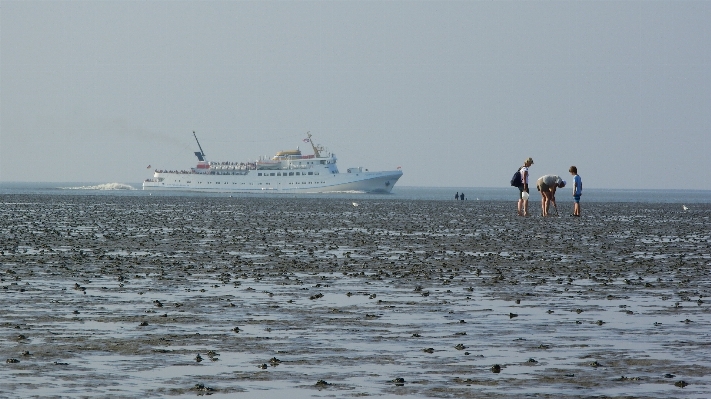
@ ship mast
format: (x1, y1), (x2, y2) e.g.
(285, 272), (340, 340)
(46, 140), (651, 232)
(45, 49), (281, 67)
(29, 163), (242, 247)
(307, 132), (321, 158)
(193, 131), (207, 161)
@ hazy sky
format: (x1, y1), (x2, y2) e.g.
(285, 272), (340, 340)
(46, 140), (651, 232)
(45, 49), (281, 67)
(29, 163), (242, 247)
(1, 1), (709, 189)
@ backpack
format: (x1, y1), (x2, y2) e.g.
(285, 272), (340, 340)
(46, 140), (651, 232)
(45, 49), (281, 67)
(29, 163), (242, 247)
(510, 168), (523, 187)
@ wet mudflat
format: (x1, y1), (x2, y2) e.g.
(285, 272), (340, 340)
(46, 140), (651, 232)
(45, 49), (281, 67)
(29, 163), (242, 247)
(1, 195), (710, 398)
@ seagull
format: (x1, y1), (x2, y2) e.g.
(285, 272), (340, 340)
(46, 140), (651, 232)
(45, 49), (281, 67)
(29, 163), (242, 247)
(352, 202), (359, 207)
(682, 205), (688, 211)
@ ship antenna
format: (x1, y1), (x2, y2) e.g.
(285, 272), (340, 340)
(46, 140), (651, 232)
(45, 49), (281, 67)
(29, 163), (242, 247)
(193, 131), (207, 161)
(307, 131), (321, 158)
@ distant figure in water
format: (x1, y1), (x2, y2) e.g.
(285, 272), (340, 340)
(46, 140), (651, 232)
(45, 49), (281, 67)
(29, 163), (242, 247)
(455, 192), (460, 200)
(460, 192), (465, 201)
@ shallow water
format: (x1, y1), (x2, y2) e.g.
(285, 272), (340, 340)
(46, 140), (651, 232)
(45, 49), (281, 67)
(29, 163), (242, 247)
(3, 181), (711, 203)
(1, 195), (710, 398)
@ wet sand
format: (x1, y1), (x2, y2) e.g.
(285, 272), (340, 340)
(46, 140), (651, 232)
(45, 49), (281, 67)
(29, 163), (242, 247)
(1, 195), (710, 398)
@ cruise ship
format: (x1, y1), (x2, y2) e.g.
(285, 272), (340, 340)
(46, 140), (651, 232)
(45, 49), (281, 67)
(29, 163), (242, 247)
(143, 132), (403, 193)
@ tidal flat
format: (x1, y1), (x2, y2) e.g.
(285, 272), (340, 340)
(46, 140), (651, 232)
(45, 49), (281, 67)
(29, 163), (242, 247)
(1, 195), (710, 398)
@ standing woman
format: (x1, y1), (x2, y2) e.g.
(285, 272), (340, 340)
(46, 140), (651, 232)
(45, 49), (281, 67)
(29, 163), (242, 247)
(518, 157), (534, 216)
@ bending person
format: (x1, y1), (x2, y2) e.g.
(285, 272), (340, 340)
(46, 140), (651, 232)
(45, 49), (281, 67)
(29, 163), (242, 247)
(536, 175), (566, 216)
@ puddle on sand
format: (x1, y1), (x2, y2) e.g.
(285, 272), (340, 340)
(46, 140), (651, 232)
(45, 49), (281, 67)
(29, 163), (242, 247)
(1, 197), (710, 397)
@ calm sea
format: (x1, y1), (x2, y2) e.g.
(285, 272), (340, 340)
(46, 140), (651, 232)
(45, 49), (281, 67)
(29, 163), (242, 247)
(0, 182), (709, 203)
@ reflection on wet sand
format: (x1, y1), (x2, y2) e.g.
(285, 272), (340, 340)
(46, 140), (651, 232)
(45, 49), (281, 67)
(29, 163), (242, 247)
(1, 196), (709, 398)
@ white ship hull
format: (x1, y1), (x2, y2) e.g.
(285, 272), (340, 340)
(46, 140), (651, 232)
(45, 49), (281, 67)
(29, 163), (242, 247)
(143, 169), (402, 193)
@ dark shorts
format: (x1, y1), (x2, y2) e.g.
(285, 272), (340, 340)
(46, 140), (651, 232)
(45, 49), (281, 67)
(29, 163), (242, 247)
(573, 195), (581, 203)
(519, 187), (529, 199)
